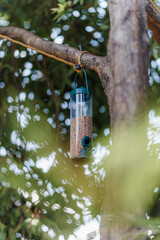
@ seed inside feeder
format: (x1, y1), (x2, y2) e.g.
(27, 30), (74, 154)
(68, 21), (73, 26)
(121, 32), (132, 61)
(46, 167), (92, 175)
(70, 115), (92, 159)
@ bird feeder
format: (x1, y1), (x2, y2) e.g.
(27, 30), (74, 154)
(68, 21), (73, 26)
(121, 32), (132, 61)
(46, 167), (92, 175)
(70, 69), (92, 159)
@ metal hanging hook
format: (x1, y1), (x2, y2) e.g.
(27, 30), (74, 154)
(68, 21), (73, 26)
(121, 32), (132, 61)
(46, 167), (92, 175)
(79, 44), (83, 53)
(74, 69), (89, 94)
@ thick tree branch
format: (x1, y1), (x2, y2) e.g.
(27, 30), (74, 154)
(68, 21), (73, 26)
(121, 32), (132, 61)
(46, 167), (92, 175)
(0, 26), (104, 73)
(146, 0), (160, 45)
(0, 26), (112, 116)
(97, 56), (113, 117)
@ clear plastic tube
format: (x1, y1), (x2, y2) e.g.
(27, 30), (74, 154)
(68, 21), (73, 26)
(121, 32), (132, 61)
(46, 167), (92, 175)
(70, 92), (92, 159)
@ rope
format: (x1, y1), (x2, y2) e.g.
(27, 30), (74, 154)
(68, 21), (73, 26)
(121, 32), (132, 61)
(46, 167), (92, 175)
(78, 50), (89, 68)
(0, 33), (88, 73)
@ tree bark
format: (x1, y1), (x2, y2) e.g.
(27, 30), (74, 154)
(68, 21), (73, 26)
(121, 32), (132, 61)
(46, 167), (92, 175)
(0, 26), (104, 73)
(100, 0), (150, 239)
(107, 0), (150, 128)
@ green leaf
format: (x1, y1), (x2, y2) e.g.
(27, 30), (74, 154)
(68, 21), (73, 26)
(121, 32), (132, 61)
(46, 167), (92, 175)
(58, 0), (66, 4)
(0, 222), (6, 240)
(80, 0), (84, 5)
(57, 3), (67, 11)
(100, 24), (110, 31)
(0, 232), (6, 240)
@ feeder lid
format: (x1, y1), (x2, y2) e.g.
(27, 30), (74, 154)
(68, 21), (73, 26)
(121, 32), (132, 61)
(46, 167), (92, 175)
(70, 87), (93, 97)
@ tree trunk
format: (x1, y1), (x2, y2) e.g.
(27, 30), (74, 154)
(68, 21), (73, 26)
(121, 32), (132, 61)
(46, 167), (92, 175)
(100, 0), (150, 239)
(107, 0), (150, 128)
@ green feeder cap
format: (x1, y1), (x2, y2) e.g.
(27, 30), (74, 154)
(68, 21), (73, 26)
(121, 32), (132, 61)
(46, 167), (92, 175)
(70, 87), (92, 97)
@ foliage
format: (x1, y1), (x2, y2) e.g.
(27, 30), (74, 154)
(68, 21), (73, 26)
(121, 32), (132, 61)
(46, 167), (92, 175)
(0, 0), (109, 239)
(0, 0), (160, 239)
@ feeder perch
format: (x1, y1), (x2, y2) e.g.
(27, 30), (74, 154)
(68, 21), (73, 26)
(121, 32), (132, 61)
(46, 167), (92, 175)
(70, 69), (92, 159)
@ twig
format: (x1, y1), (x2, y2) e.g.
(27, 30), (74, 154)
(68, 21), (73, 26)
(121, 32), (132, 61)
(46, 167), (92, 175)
(42, 56), (61, 132)
(7, 202), (24, 240)
(11, 43), (20, 89)
(11, 43), (26, 163)
(33, 54), (43, 73)
(20, 146), (25, 163)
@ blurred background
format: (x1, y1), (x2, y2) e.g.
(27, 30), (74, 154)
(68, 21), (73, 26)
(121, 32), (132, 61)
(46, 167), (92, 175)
(0, 0), (160, 239)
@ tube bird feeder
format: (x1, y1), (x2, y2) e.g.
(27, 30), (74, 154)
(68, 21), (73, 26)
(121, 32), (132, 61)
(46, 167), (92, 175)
(70, 69), (92, 159)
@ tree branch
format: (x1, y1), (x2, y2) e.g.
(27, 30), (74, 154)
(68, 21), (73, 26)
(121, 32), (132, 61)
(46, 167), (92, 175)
(0, 26), (112, 117)
(146, 0), (160, 45)
(0, 26), (104, 72)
